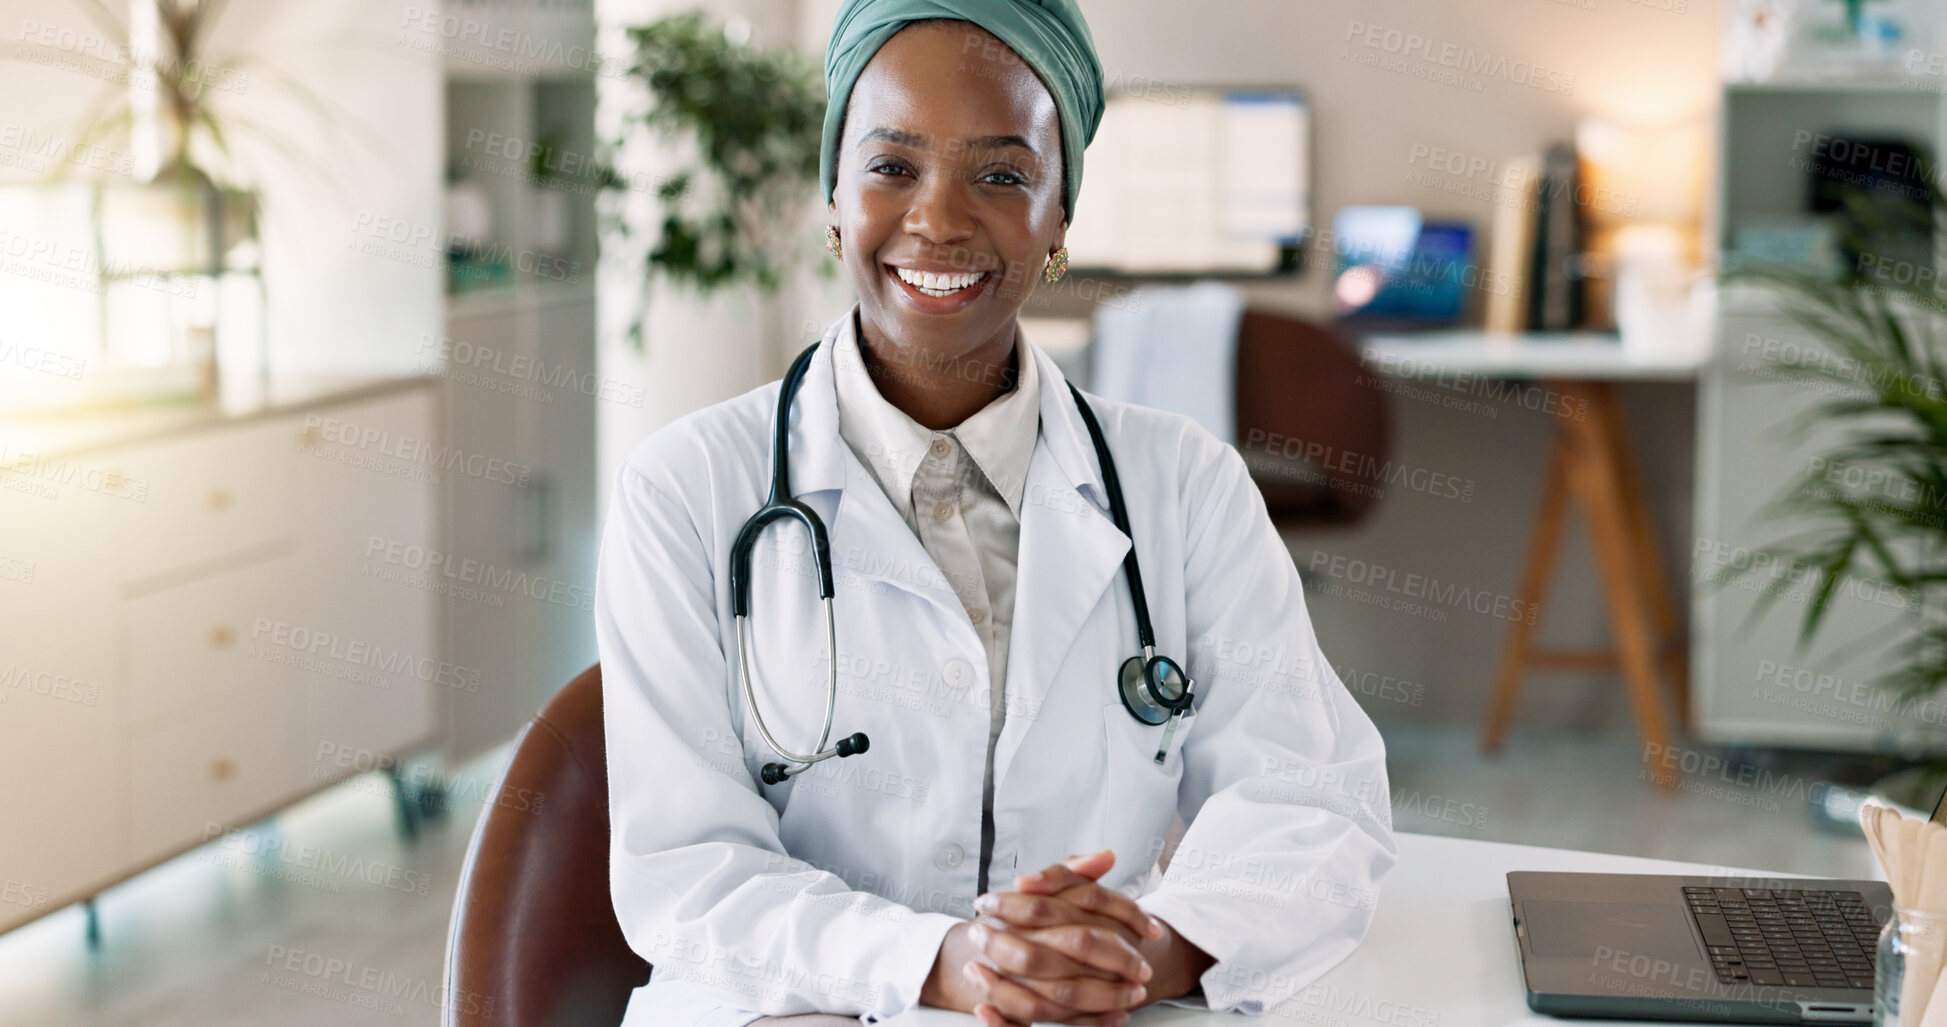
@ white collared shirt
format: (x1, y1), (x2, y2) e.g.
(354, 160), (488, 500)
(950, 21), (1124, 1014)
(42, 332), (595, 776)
(830, 310), (1039, 894)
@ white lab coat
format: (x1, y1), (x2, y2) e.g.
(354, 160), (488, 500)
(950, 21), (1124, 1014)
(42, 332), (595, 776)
(596, 308), (1397, 1026)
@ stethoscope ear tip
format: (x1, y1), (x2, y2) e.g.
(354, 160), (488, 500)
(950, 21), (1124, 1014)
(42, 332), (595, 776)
(761, 763), (790, 785)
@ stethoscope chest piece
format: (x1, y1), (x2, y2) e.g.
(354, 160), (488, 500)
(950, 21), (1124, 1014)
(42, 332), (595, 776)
(1117, 652), (1191, 726)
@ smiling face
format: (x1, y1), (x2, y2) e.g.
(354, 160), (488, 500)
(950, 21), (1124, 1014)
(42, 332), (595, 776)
(829, 19), (1068, 387)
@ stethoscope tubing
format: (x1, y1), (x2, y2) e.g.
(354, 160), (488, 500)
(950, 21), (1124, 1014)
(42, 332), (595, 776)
(735, 598), (839, 766)
(730, 339), (1194, 781)
(1063, 377), (1158, 654)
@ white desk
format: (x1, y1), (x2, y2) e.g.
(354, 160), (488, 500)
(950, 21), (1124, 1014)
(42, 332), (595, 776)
(1359, 332), (1706, 382)
(1358, 333), (1708, 789)
(884, 831), (1839, 1026)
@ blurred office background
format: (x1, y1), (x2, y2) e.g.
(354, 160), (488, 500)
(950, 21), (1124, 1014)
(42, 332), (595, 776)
(2, 0), (1944, 1021)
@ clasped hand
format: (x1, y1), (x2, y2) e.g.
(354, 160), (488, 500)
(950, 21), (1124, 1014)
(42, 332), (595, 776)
(923, 849), (1172, 1027)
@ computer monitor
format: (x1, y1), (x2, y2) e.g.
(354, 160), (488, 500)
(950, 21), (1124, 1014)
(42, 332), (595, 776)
(1062, 86), (1310, 276)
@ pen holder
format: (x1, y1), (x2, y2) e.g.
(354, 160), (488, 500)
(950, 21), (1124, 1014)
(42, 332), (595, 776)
(1876, 907), (1947, 1026)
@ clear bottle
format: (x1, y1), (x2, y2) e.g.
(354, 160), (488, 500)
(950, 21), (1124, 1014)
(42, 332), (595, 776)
(1877, 907), (1947, 1026)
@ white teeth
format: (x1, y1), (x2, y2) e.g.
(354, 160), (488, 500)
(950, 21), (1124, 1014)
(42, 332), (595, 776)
(893, 266), (985, 293)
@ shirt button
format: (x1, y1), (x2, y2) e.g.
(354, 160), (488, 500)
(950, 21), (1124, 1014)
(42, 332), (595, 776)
(968, 608), (986, 625)
(934, 843), (965, 870)
(943, 658), (973, 685)
(930, 437), (951, 459)
(932, 501), (954, 522)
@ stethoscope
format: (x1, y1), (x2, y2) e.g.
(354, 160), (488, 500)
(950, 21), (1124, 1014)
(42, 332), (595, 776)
(728, 340), (1196, 785)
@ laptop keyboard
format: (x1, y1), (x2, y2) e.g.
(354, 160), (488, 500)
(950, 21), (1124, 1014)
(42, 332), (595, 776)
(1683, 886), (1881, 990)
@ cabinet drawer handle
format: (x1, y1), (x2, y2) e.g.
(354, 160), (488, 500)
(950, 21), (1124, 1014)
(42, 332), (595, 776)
(208, 625), (235, 648)
(209, 757), (237, 782)
(207, 488), (233, 511)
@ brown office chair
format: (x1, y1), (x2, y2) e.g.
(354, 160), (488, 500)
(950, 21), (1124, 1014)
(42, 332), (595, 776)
(1230, 309), (1392, 527)
(443, 663), (650, 1026)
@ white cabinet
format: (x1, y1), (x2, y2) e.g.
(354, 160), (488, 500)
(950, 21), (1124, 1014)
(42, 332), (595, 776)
(0, 472), (124, 928)
(1698, 70), (1947, 749)
(111, 420), (299, 586)
(436, 5), (599, 760)
(292, 389), (440, 780)
(125, 553), (298, 728)
(437, 285), (598, 762)
(1692, 303), (1941, 750)
(0, 381), (438, 934)
(128, 629), (298, 858)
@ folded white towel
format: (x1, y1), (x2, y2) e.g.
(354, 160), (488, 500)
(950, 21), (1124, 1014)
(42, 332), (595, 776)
(1088, 280), (1245, 445)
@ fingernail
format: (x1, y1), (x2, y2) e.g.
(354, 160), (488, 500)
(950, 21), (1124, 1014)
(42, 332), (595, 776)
(1018, 871), (1044, 886)
(1126, 984), (1147, 1003)
(973, 893), (998, 913)
(1147, 915), (1166, 938)
(968, 923), (988, 946)
(962, 962), (981, 984)
(1138, 960), (1153, 982)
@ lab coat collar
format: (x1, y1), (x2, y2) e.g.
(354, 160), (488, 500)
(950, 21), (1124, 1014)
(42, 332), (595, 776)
(789, 305), (1108, 509)
(786, 307), (1133, 766)
(827, 309), (1041, 522)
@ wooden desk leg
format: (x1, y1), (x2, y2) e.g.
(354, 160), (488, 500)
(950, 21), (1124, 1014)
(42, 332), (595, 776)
(1565, 382), (1676, 791)
(1481, 432), (1573, 754)
(1593, 385), (1692, 731)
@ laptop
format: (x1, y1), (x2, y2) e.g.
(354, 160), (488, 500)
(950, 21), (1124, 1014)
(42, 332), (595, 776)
(1506, 786), (1944, 1023)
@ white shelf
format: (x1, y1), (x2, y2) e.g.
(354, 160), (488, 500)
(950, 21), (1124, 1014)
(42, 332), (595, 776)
(1360, 332), (1704, 381)
(445, 278), (596, 319)
(432, 27), (601, 764)
(1725, 76), (1936, 93)
(1696, 49), (1946, 751)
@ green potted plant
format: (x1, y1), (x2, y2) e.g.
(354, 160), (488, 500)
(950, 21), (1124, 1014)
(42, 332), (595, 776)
(599, 10), (829, 349)
(2, 0), (392, 405)
(1717, 178), (1947, 813)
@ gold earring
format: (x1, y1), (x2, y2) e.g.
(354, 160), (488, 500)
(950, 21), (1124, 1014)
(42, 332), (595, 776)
(1042, 247), (1068, 284)
(825, 225), (842, 259)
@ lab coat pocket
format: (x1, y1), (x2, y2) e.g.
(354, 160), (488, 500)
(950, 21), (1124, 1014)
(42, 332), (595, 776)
(1099, 701), (1196, 867)
(1100, 700), (1197, 770)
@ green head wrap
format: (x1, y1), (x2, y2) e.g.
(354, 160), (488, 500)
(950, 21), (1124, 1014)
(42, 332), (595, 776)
(820, 0), (1104, 224)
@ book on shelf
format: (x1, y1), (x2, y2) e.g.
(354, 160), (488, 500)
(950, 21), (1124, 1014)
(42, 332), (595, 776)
(1484, 155), (1540, 334)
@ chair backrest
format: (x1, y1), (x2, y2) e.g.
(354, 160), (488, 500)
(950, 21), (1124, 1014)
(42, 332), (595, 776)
(1231, 309), (1392, 527)
(444, 663), (650, 1026)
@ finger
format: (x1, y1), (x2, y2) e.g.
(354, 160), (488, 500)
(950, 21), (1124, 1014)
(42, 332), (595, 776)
(993, 962), (1149, 1015)
(1061, 848), (1116, 876)
(1020, 922), (1153, 982)
(970, 964), (1135, 1026)
(1018, 849), (1113, 890)
(1048, 882), (1167, 942)
(978, 890), (1163, 946)
(972, 918), (1129, 982)
(974, 999), (1119, 1027)
(971, 1002), (1028, 1027)
(977, 892), (1123, 937)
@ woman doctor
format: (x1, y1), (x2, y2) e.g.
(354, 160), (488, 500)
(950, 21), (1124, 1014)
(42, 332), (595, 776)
(594, 2), (1397, 1025)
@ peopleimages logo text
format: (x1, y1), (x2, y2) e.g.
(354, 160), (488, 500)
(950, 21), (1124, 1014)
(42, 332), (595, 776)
(1309, 552), (1538, 625)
